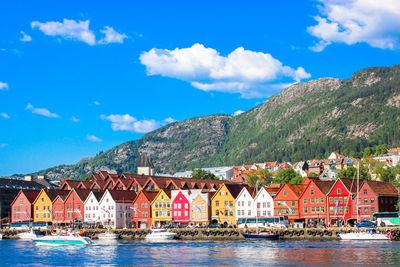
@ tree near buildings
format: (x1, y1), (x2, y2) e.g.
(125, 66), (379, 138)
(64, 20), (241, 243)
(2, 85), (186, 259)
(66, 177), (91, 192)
(308, 172), (318, 178)
(246, 169), (273, 187)
(337, 162), (371, 180)
(191, 169), (218, 180)
(274, 168), (303, 184)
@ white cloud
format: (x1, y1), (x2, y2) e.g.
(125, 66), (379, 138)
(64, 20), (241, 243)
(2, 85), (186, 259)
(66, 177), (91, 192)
(164, 117), (177, 124)
(98, 26), (127, 44)
(101, 114), (174, 133)
(1, 113), (10, 119)
(25, 103), (59, 118)
(31, 19), (127, 46)
(308, 0), (400, 51)
(0, 82), (8, 90)
(233, 110), (245, 116)
(140, 44), (310, 98)
(94, 101), (100, 105)
(71, 116), (80, 122)
(20, 31), (32, 42)
(87, 134), (102, 142)
(0, 144), (8, 148)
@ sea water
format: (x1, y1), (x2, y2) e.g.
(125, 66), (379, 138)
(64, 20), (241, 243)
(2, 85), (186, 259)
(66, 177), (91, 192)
(1, 239), (400, 266)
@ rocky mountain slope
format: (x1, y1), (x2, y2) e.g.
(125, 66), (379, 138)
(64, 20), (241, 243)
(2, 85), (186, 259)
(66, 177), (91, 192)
(31, 65), (400, 179)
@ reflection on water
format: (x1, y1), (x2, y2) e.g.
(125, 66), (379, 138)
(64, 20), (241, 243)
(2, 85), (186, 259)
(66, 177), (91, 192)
(1, 239), (400, 266)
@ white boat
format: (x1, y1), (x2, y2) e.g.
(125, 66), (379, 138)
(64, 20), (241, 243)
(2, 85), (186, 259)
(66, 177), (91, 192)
(339, 165), (391, 241)
(17, 229), (44, 240)
(97, 231), (119, 240)
(339, 231), (390, 240)
(145, 229), (176, 241)
(34, 232), (93, 245)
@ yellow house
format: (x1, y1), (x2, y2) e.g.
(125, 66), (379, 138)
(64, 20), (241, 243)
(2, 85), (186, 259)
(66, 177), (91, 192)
(151, 189), (171, 227)
(211, 184), (245, 226)
(33, 189), (59, 223)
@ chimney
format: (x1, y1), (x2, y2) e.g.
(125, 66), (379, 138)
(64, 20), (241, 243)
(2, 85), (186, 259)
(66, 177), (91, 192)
(37, 175), (45, 180)
(24, 176), (33, 182)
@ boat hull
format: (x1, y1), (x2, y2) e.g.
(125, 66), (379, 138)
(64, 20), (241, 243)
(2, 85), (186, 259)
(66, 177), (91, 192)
(242, 233), (279, 240)
(339, 232), (390, 240)
(34, 235), (92, 245)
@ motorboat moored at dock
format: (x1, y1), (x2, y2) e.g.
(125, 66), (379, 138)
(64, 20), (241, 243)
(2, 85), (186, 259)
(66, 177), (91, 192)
(33, 232), (93, 245)
(145, 229), (176, 241)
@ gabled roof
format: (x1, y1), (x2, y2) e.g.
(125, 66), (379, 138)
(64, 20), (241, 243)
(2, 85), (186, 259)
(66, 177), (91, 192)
(276, 183), (307, 198)
(313, 180), (335, 195)
(108, 190), (137, 203)
(60, 180), (81, 190)
(90, 180), (107, 190)
(65, 188), (92, 203)
(52, 190), (70, 203)
(364, 181), (399, 197)
(133, 190), (159, 204)
(77, 181), (92, 189)
(224, 184), (247, 198)
(112, 178), (132, 190)
(11, 189), (41, 206)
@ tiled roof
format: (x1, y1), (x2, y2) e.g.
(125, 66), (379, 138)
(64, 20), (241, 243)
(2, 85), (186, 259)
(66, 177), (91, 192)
(73, 189), (93, 202)
(141, 190), (159, 202)
(55, 190), (71, 201)
(0, 178), (46, 190)
(365, 181), (399, 196)
(224, 184), (247, 198)
(340, 178), (360, 194)
(23, 190), (41, 203)
(108, 190), (137, 202)
(93, 191), (105, 202)
(313, 180), (335, 195)
(286, 184), (307, 197)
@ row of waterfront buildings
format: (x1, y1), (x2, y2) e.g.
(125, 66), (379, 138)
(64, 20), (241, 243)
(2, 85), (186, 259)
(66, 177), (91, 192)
(10, 170), (399, 229)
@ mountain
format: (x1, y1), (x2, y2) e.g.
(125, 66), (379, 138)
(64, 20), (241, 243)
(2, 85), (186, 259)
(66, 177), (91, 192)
(32, 65), (400, 180)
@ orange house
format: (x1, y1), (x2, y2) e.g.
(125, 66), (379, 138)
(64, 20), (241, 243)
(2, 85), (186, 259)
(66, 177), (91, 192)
(274, 183), (307, 222)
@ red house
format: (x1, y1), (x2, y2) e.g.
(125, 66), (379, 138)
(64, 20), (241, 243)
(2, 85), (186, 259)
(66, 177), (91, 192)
(274, 183), (307, 222)
(132, 190), (158, 229)
(52, 190), (70, 226)
(352, 181), (399, 221)
(299, 180), (334, 226)
(326, 178), (358, 226)
(11, 190), (40, 223)
(171, 190), (190, 225)
(64, 189), (91, 225)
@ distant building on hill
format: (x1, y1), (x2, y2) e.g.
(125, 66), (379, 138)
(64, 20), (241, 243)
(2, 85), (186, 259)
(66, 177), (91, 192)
(173, 167), (234, 181)
(137, 154), (155, 176)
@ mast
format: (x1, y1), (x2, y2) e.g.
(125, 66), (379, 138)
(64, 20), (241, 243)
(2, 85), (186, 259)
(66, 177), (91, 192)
(255, 181), (259, 233)
(357, 163), (359, 224)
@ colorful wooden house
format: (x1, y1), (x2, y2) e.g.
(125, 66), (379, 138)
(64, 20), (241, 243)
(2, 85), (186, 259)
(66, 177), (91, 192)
(299, 180), (334, 226)
(326, 178), (358, 226)
(52, 190), (70, 226)
(98, 190), (136, 228)
(171, 190), (191, 226)
(211, 184), (245, 226)
(64, 189), (91, 225)
(151, 189), (172, 228)
(11, 190), (40, 223)
(132, 190), (158, 229)
(33, 189), (60, 222)
(190, 191), (214, 227)
(352, 181), (399, 221)
(83, 191), (104, 227)
(274, 183), (307, 222)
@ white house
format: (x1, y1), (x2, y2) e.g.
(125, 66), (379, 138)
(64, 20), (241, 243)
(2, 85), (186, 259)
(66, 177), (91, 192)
(83, 191), (104, 226)
(235, 187), (256, 222)
(98, 190), (137, 229)
(253, 187), (274, 218)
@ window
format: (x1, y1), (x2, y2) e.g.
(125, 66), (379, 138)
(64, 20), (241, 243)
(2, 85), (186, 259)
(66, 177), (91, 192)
(344, 197), (348, 204)
(371, 207), (375, 214)
(311, 207), (315, 213)
(155, 211), (158, 217)
(267, 202), (271, 208)
(225, 210), (228, 216)
(224, 201), (228, 207)
(303, 198), (307, 205)
(263, 211), (266, 216)
(337, 188), (341, 194)
(311, 198), (314, 204)
(184, 203), (188, 209)
(215, 210), (219, 216)
(155, 203), (158, 208)
(320, 198), (324, 204)
(316, 198), (319, 204)
(241, 201), (244, 206)
(229, 201), (233, 207)
(215, 201), (219, 207)
(329, 197), (333, 204)
(345, 206), (349, 214)
(277, 209), (281, 215)
(334, 197), (338, 204)
(184, 210), (188, 216)
(370, 198), (375, 204)
(316, 206), (320, 213)
(268, 211), (271, 216)
(134, 203), (138, 208)
(263, 202), (266, 208)
(339, 197), (343, 204)
(78, 205), (81, 210)
(283, 190), (288, 196)
(310, 189), (314, 195)
(364, 198), (368, 204)
(321, 206), (325, 213)
(41, 198), (44, 203)
(248, 210), (251, 216)
(338, 206), (343, 213)
(248, 201), (251, 207)
(364, 208), (369, 214)
(291, 201), (295, 207)
(43, 206), (45, 210)
(304, 207), (308, 214)
(357, 198), (361, 205)
(277, 201), (281, 207)
(329, 207), (334, 213)
(178, 211), (181, 216)
(363, 189), (368, 196)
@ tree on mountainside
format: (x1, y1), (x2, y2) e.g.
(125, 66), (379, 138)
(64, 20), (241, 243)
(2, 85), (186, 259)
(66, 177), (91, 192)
(363, 147), (373, 158)
(375, 144), (388, 156)
(246, 169), (273, 187)
(337, 163), (371, 180)
(375, 163), (400, 186)
(191, 169), (218, 180)
(274, 168), (303, 184)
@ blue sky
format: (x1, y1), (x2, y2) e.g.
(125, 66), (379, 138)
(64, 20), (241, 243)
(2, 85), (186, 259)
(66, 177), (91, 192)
(1, 0), (400, 176)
